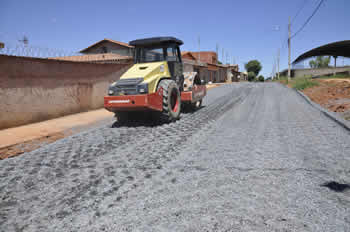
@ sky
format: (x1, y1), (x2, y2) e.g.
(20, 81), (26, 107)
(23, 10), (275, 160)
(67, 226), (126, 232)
(1, 0), (350, 77)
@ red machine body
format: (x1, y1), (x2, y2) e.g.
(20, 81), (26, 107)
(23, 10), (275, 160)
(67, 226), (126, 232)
(104, 85), (206, 113)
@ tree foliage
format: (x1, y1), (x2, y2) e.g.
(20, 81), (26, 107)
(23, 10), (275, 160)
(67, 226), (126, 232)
(258, 75), (265, 82)
(248, 72), (256, 82)
(309, 56), (330, 68)
(245, 60), (262, 76)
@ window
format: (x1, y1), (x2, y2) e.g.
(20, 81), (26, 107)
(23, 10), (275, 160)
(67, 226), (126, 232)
(136, 47), (165, 63)
(167, 47), (177, 62)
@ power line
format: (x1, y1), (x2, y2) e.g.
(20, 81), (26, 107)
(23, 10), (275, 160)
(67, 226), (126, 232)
(291, 0), (325, 39)
(292, 0), (308, 23)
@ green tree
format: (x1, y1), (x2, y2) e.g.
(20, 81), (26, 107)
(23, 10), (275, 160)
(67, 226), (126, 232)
(309, 56), (330, 68)
(258, 75), (265, 82)
(245, 60), (262, 76)
(248, 72), (256, 82)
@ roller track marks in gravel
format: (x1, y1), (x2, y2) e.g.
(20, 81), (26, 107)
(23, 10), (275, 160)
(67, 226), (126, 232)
(0, 84), (252, 231)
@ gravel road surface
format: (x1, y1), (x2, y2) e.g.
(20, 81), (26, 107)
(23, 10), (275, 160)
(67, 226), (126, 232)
(1, 83), (350, 231)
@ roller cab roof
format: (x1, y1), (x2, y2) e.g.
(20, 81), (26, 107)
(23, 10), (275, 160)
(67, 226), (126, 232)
(129, 37), (183, 47)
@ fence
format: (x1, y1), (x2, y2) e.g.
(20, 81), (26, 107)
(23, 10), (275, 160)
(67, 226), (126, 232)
(0, 42), (133, 64)
(0, 42), (81, 58)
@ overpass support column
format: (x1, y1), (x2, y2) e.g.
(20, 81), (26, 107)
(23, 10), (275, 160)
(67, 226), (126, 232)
(333, 56), (338, 76)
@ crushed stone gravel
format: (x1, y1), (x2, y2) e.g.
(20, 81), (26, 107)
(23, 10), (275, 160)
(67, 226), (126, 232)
(0, 83), (350, 231)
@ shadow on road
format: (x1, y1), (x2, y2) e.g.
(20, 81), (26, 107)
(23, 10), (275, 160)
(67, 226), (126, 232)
(321, 181), (350, 192)
(111, 106), (206, 128)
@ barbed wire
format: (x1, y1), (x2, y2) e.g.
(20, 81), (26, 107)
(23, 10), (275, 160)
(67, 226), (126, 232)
(0, 42), (81, 58)
(0, 42), (134, 64)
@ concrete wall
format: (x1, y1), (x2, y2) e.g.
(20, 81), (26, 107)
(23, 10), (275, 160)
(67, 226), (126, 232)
(0, 55), (131, 129)
(280, 66), (350, 78)
(293, 66), (350, 77)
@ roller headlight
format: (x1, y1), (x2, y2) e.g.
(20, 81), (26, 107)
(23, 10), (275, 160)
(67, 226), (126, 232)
(137, 83), (148, 94)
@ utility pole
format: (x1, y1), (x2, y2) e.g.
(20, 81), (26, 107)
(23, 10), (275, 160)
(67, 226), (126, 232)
(198, 35), (200, 64)
(288, 16), (291, 80)
(222, 48), (224, 64)
(216, 43), (219, 64)
(277, 48), (280, 80)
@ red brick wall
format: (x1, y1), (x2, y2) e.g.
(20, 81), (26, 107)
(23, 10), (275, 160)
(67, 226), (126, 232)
(0, 55), (130, 89)
(192, 51), (217, 64)
(0, 55), (131, 129)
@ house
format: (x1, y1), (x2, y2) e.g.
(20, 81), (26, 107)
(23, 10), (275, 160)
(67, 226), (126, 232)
(226, 64), (241, 82)
(80, 38), (134, 57)
(181, 51), (209, 82)
(191, 51), (225, 83)
(182, 51), (241, 83)
(52, 38), (134, 64)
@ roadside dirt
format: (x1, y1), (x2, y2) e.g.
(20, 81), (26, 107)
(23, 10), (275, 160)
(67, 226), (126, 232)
(0, 132), (67, 159)
(0, 83), (226, 160)
(302, 78), (350, 120)
(0, 109), (114, 160)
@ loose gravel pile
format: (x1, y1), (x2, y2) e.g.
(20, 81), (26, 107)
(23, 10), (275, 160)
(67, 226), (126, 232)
(1, 83), (350, 231)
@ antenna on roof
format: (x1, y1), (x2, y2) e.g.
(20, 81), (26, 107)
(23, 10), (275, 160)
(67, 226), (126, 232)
(18, 35), (29, 45)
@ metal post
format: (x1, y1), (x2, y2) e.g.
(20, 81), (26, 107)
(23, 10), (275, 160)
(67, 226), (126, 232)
(222, 48), (224, 64)
(333, 56), (337, 76)
(198, 36), (200, 64)
(216, 43), (219, 65)
(277, 48), (280, 80)
(288, 16), (291, 80)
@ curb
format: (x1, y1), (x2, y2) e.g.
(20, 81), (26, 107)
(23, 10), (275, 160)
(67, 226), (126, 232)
(294, 88), (350, 132)
(276, 82), (350, 132)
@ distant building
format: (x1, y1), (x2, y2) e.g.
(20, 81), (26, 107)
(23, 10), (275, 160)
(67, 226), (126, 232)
(181, 51), (209, 82)
(52, 39), (134, 64)
(182, 51), (244, 83)
(191, 51), (224, 82)
(80, 38), (134, 57)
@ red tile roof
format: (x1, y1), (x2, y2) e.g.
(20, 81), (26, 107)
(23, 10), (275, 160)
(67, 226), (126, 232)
(80, 38), (133, 53)
(181, 51), (196, 60)
(50, 53), (132, 63)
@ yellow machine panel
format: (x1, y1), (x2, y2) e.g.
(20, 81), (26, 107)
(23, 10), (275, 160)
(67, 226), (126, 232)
(120, 61), (171, 93)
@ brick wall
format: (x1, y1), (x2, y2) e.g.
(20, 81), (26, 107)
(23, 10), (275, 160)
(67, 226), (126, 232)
(0, 55), (131, 129)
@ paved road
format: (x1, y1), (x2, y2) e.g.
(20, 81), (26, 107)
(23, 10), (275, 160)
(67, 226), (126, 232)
(1, 83), (350, 232)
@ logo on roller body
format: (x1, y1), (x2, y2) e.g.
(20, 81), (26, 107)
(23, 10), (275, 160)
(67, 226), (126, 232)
(109, 100), (130, 104)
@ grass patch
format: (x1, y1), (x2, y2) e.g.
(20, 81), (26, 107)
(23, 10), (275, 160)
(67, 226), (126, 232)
(274, 76), (289, 85)
(317, 73), (350, 79)
(290, 77), (319, 90)
(274, 76), (320, 90)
